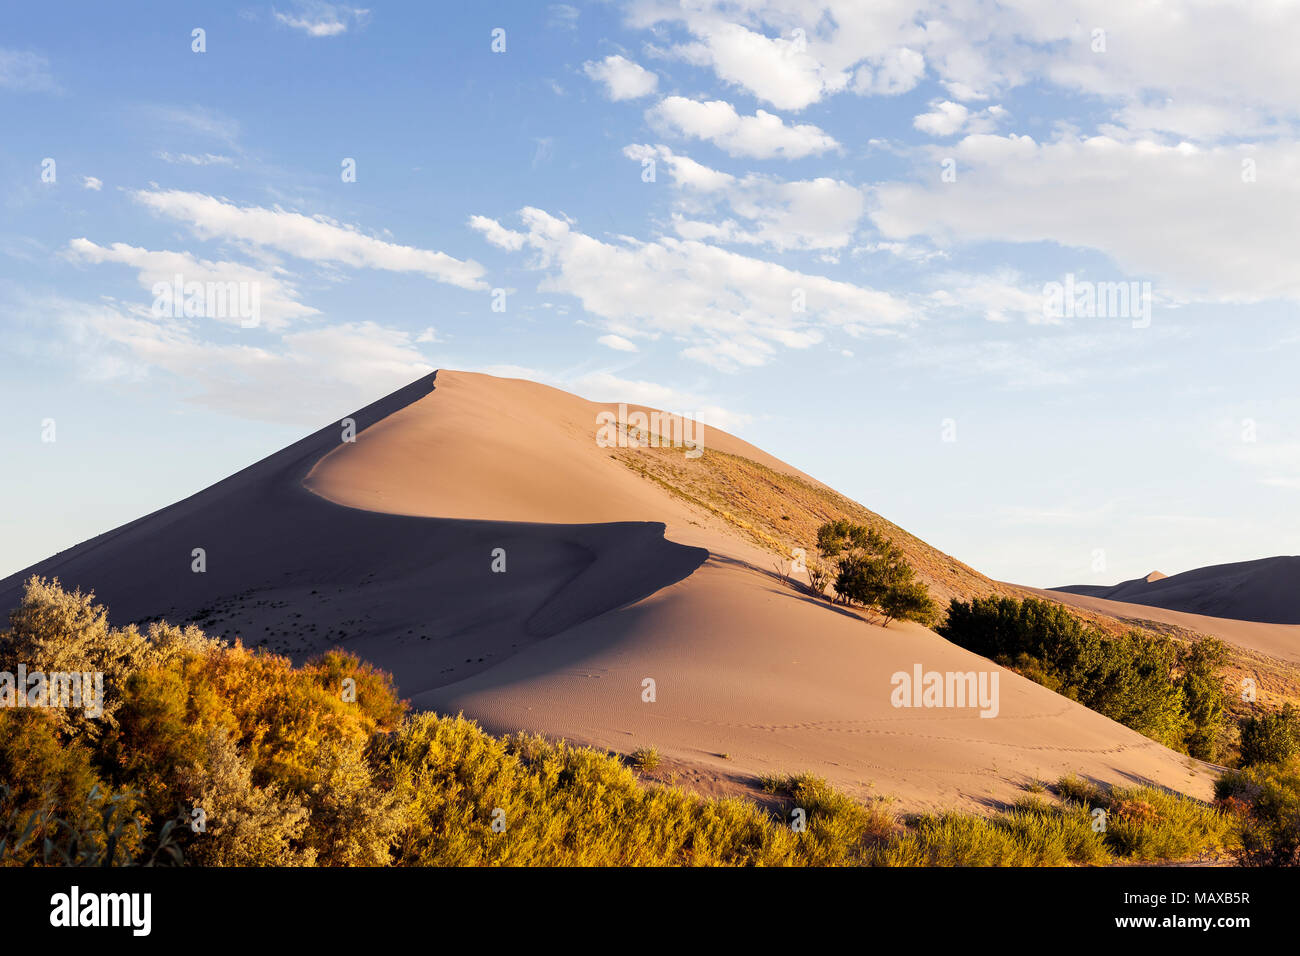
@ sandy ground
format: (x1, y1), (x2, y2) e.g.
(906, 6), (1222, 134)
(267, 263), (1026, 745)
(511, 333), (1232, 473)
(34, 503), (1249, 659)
(1, 369), (1219, 810)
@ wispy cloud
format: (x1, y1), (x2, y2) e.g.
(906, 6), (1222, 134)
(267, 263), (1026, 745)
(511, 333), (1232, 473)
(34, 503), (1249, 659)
(0, 48), (57, 92)
(273, 3), (370, 38)
(132, 189), (487, 290)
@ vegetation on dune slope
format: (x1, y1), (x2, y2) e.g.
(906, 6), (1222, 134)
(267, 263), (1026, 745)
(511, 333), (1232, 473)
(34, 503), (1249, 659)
(936, 595), (1300, 772)
(612, 441), (1015, 610)
(0, 578), (1257, 867)
(616, 440), (1300, 743)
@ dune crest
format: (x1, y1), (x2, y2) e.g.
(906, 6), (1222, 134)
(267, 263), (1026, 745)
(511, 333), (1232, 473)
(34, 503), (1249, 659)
(1055, 555), (1300, 625)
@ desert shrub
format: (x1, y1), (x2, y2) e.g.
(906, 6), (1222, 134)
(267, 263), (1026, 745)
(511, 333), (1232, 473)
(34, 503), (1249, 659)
(816, 520), (936, 624)
(630, 747), (660, 771)
(0, 577), (150, 735)
(875, 799), (1108, 867)
(0, 580), (1246, 868)
(379, 714), (803, 866)
(1178, 638), (1232, 761)
(0, 708), (148, 864)
(938, 597), (1221, 752)
(1056, 776), (1237, 862)
(761, 772), (898, 865)
(1215, 759), (1300, 866)
(806, 560), (832, 596)
(303, 737), (403, 866)
(1239, 706), (1300, 768)
(175, 728), (313, 866)
(0, 783), (185, 867)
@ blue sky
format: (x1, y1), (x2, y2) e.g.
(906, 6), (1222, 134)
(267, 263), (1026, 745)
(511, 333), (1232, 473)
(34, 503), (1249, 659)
(2, 0), (1298, 587)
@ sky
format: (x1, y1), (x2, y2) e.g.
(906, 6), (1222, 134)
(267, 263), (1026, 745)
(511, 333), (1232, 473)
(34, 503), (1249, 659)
(2, 0), (1298, 588)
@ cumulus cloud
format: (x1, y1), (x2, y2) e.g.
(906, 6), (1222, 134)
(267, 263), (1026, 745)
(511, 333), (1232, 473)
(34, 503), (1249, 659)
(871, 133), (1300, 304)
(630, 0), (1300, 140)
(913, 100), (1007, 136)
(131, 189), (486, 290)
(623, 144), (863, 250)
(647, 96), (838, 159)
(471, 206), (912, 370)
(81, 176), (102, 191)
(630, 6), (923, 109)
(583, 54), (659, 100)
(469, 214), (527, 251)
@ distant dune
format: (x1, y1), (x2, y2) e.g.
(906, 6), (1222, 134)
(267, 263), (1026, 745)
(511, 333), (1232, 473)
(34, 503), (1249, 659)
(0, 370), (1216, 811)
(1054, 556), (1300, 625)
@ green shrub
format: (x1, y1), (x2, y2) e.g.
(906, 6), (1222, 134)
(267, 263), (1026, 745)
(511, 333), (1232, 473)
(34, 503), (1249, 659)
(1215, 759), (1300, 866)
(938, 597), (1232, 753)
(0, 578), (1255, 868)
(1239, 706), (1300, 768)
(1056, 776), (1237, 862)
(816, 520), (936, 624)
(630, 747), (660, 771)
(875, 799), (1109, 867)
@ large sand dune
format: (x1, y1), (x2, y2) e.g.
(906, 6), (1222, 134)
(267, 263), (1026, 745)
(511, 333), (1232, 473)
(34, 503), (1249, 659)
(0, 370), (1216, 810)
(1055, 556), (1300, 625)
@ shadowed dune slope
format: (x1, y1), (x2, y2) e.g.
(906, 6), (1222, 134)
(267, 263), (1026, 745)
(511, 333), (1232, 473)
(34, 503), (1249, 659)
(0, 372), (706, 693)
(1055, 556), (1300, 625)
(2, 369), (1217, 810)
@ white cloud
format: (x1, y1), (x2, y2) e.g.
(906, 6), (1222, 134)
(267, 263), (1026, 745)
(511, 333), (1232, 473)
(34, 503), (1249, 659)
(913, 100), (969, 137)
(66, 238), (320, 330)
(871, 133), (1300, 304)
(583, 54), (659, 100)
(630, 0), (1300, 141)
(47, 295), (431, 426)
(631, 5), (924, 108)
(679, 21), (834, 111)
(81, 176), (102, 191)
(647, 96), (838, 160)
(468, 214), (526, 251)
(0, 48), (56, 92)
(623, 143), (735, 191)
(132, 189), (486, 290)
(273, 3), (370, 37)
(625, 144), (863, 250)
(925, 270), (1052, 324)
(143, 105), (241, 148)
(571, 370), (751, 432)
(474, 206), (912, 370)
(913, 100), (1007, 137)
(547, 4), (580, 30)
(156, 151), (236, 166)
(597, 333), (639, 352)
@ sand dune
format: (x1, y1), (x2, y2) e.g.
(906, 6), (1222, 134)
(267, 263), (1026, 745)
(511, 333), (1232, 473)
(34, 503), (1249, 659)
(0, 370), (1217, 810)
(1055, 556), (1300, 625)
